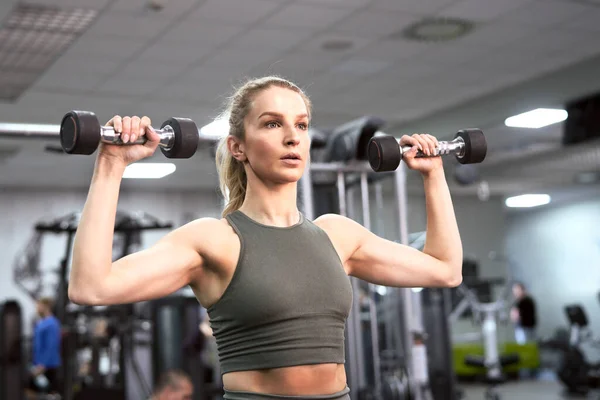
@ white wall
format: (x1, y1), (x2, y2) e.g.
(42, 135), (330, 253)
(506, 195), (600, 342)
(0, 188), (222, 335)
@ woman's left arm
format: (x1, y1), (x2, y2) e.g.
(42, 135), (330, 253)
(315, 133), (463, 288)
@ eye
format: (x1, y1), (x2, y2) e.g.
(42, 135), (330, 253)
(297, 123), (308, 130)
(265, 121), (281, 129)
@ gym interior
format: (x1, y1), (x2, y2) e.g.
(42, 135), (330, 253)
(1, 0), (600, 399)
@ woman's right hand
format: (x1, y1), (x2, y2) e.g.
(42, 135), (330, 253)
(98, 115), (161, 166)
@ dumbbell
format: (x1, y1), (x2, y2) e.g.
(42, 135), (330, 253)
(368, 129), (487, 172)
(60, 110), (200, 158)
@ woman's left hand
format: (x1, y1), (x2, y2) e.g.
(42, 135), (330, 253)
(399, 133), (443, 175)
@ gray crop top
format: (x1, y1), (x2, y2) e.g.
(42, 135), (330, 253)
(206, 210), (353, 374)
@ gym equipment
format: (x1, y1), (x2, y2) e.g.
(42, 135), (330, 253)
(449, 282), (519, 400)
(0, 300), (23, 400)
(556, 304), (600, 395)
(60, 110), (200, 158)
(301, 164), (431, 399)
(368, 129), (487, 172)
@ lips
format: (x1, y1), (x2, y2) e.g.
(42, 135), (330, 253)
(281, 153), (301, 160)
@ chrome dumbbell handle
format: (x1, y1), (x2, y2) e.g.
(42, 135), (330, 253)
(400, 136), (466, 159)
(99, 124), (175, 150)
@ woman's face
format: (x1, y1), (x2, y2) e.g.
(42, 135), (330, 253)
(234, 86), (311, 185)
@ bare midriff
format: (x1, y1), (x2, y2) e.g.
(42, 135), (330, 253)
(222, 363), (347, 395)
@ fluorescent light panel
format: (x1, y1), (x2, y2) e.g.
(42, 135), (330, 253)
(123, 163), (176, 179)
(505, 194), (551, 208)
(200, 118), (229, 139)
(504, 108), (568, 129)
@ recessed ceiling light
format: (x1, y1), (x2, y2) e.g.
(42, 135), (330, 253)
(505, 108), (568, 128)
(505, 194), (551, 208)
(398, 17), (474, 42)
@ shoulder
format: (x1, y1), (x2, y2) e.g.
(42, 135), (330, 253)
(168, 217), (235, 246)
(313, 213), (369, 262)
(313, 213), (365, 237)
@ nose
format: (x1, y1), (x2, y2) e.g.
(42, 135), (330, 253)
(284, 126), (301, 146)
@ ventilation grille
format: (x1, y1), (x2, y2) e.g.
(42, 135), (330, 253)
(0, 3), (98, 102)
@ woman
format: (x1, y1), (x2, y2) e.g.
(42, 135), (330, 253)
(68, 76), (463, 400)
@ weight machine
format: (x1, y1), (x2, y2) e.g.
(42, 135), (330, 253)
(449, 281), (519, 400)
(12, 210), (174, 400)
(300, 116), (433, 400)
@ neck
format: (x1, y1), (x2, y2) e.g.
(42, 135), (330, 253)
(238, 175), (300, 227)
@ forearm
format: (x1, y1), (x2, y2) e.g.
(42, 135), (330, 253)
(422, 169), (463, 274)
(69, 156), (125, 300)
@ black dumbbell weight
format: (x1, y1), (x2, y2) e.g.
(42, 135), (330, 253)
(60, 110), (200, 159)
(367, 129), (487, 172)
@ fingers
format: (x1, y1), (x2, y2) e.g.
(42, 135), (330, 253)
(129, 116), (141, 143)
(418, 134), (438, 156)
(405, 133), (438, 156)
(121, 116), (131, 143)
(107, 115), (122, 133)
(141, 116), (160, 147)
(109, 115), (153, 144)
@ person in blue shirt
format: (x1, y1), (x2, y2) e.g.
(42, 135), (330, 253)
(27, 297), (62, 396)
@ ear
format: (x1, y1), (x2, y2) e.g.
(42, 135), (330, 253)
(227, 135), (247, 162)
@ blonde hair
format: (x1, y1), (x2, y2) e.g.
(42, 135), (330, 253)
(215, 76), (312, 217)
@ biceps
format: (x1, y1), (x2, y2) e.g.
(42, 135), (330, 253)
(100, 241), (202, 304)
(349, 235), (450, 288)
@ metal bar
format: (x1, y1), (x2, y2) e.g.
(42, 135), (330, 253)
(374, 181), (385, 236)
(0, 122), (60, 138)
(0, 122), (219, 143)
(361, 173), (382, 398)
(299, 169), (315, 220)
(394, 163), (426, 400)
(312, 161), (375, 173)
(336, 172), (361, 393)
(336, 172), (347, 217)
(345, 181), (367, 390)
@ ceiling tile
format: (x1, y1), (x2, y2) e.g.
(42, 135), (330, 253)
(563, 8), (600, 33)
(159, 20), (244, 47)
(34, 69), (110, 92)
(95, 75), (166, 97)
(29, 0), (112, 10)
(268, 3), (356, 29)
(438, 0), (534, 22)
(499, 0), (594, 28)
(453, 22), (536, 48)
(371, 0), (458, 15)
(202, 46), (283, 71)
(187, 0), (284, 25)
(331, 9), (419, 39)
(259, 50), (344, 75)
(353, 39), (432, 62)
(298, 33), (372, 55)
(115, 60), (190, 80)
(330, 59), (392, 76)
(415, 41), (490, 67)
(506, 28), (592, 57)
(134, 40), (214, 66)
(66, 35), (150, 60)
(288, 0), (371, 8)
(231, 27), (315, 51)
(83, 12), (174, 39)
(109, 0), (200, 16)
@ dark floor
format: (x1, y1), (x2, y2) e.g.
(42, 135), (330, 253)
(459, 372), (600, 400)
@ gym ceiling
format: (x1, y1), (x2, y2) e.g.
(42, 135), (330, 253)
(0, 0), (599, 198)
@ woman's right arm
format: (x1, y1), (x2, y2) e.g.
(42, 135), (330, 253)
(68, 115), (213, 305)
